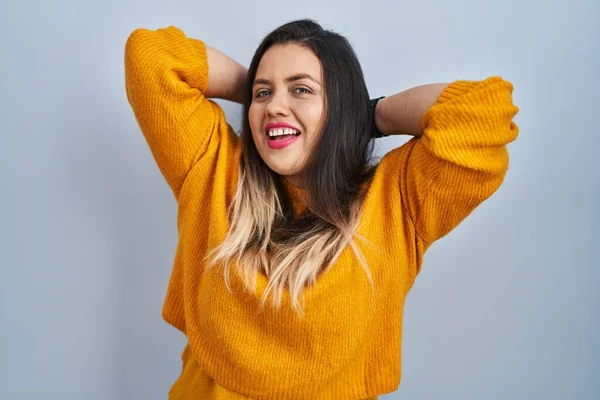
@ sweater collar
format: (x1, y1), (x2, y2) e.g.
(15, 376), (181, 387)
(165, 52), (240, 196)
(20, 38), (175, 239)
(279, 177), (308, 219)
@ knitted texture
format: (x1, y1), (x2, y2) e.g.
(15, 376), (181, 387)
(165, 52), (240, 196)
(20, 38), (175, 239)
(125, 26), (519, 400)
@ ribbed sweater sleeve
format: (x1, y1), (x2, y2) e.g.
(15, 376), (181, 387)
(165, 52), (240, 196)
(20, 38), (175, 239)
(124, 26), (218, 199)
(395, 77), (519, 260)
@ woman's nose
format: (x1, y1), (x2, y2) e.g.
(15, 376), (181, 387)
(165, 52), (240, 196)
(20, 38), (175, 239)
(265, 92), (290, 117)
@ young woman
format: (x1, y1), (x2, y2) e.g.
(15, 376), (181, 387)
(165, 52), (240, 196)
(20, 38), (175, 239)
(125, 19), (519, 400)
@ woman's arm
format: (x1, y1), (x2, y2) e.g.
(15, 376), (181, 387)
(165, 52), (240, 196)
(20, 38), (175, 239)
(205, 45), (247, 104)
(378, 77), (519, 259)
(374, 83), (450, 137)
(125, 26), (242, 198)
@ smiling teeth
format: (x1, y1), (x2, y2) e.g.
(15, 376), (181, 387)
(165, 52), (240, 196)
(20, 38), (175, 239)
(268, 128), (299, 137)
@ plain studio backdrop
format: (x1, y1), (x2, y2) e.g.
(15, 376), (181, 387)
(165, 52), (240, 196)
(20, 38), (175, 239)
(1, 0), (597, 399)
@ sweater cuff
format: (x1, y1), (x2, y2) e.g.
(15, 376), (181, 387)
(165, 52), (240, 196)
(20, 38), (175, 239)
(434, 76), (505, 105)
(187, 38), (209, 94)
(162, 26), (209, 94)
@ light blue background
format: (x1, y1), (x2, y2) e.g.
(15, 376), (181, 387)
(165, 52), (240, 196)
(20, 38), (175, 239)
(1, 0), (597, 399)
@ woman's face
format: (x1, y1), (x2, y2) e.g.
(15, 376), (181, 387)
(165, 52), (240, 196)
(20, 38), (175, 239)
(249, 44), (325, 187)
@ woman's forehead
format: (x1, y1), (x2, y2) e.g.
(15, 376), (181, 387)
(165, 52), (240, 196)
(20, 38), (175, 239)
(255, 44), (322, 84)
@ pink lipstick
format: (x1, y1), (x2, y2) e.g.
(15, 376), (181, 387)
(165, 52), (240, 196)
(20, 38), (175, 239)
(265, 122), (301, 150)
(267, 135), (300, 149)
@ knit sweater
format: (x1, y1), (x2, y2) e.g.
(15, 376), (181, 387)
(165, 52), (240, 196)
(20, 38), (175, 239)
(124, 26), (519, 400)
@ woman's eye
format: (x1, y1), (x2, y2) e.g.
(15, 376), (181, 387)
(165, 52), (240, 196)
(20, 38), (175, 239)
(255, 87), (310, 98)
(294, 87), (311, 94)
(256, 90), (270, 98)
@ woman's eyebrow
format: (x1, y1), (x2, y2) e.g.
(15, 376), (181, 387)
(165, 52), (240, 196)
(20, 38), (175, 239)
(253, 73), (321, 86)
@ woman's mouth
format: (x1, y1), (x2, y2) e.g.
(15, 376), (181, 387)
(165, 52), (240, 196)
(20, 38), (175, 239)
(267, 127), (301, 141)
(265, 123), (302, 149)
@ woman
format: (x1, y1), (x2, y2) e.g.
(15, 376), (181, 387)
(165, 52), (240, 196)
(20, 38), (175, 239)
(125, 19), (519, 400)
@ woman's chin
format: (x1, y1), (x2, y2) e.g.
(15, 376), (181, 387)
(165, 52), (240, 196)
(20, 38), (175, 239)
(264, 161), (302, 180)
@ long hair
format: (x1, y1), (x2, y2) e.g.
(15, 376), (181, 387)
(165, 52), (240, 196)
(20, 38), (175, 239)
(207, 19), (379, 315)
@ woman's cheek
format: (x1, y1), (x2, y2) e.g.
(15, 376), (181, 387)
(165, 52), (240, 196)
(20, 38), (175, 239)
(248, 108), (261, 137)
(307, 105), (324, 134)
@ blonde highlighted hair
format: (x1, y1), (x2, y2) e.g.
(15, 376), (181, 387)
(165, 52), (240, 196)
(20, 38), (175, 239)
(206, 164), (373, 315)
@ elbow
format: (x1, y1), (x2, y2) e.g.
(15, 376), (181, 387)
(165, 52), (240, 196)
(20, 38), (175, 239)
(124, 28), (151, 68)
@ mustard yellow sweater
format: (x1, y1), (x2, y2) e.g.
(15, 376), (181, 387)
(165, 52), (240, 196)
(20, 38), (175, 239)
(125, 26), (519, 400)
